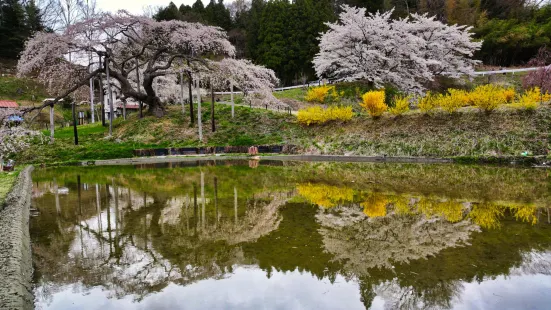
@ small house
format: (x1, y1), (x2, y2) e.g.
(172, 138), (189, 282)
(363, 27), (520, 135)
(0, 100), (18, 109)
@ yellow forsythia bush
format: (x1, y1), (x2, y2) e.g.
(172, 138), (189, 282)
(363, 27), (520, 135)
(360, 90), (387, 117)
(447, 89), (470, 107)
(512, 87), (542, 110)
(468, 84), (507, 112)
(503, 88), (516, 103)
(297, 106), (353, 126)
(388, 95), (411, 116)
(417, 92), (437, 113)
(305, 85), (340, 103)
(433, 93), (461, 113)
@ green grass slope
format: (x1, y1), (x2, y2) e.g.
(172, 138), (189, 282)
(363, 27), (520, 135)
(17, 101), (551, 164)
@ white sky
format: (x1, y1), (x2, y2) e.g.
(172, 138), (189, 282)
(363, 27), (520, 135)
(96, 0), (206, 15)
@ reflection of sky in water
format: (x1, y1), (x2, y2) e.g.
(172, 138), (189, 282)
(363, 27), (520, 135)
(36, 268), (551, 310)
(37, 268), (364, 310)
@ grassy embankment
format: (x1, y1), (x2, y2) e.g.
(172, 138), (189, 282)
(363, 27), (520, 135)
(4, 72), (547, 164)
(17, 97), (551, 164)
(0, 168), (20, 206)
(0, 75), (49, 104)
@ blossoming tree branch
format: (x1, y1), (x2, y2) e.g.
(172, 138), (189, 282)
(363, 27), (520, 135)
(17, 10), (279, 118)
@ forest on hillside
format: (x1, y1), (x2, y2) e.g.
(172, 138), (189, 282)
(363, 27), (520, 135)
(1, 0), (551, 85)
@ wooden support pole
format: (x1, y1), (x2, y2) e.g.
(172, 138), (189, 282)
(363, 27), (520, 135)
(72, 102), (78, 145)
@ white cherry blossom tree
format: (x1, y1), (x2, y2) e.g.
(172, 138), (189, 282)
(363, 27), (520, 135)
(313, 5), (482, 93)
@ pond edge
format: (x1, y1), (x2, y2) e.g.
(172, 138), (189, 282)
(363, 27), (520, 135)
(80, 154), (548, 167)
(0, 165), (34, 310)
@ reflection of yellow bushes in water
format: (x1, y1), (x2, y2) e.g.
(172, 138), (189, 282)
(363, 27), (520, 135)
(397, 197), (539, 229)
(464, 202), (537, 229)
(506, 202), (538, 225)
(361, 194), (388, 218)
(467, 203), (505, 229)
(298, 183), (541, 228)
(297, 183), (354, 208)
(415, 198), (465, 223)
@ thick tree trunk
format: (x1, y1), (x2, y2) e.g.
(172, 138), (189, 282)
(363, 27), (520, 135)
(142, 74), (166, 117)
(146, 96), (166, 118)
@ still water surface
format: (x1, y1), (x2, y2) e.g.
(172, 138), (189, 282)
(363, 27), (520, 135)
(30, 160), (551, 309)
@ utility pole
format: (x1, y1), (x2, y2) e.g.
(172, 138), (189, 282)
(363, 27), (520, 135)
(230, 82), (234, 118)
(188, 71), (194, 125)
(99, 55), (106, 126)
(106, 55), (114, 136)
(89, 53), (95, 123)
(197, 75), (202, 142)
(210, 77), (215, 132)
(49, 103), (55, 144)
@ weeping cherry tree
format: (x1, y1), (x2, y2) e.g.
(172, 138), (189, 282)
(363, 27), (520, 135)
(17, 10), (238, 117)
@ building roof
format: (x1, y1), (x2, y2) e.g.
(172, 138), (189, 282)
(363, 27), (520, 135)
(125, 104), (140, 110)
(0, 100), (18, 108)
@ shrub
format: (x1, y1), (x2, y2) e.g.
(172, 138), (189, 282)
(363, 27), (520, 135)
(447, 89), (470, 107)
(434, 93), (462, 113)
(327, 105), (354, 122)
(297, 106), (353, 125)
(469, 85), (507, 112)
(417, 92), (437, 113)
(305, 85), (340, 103)
(388, 95), (411, 116)
(503, 88), (516, 103)
(360, 90), (387, 117)
(512, 87), (542, 110)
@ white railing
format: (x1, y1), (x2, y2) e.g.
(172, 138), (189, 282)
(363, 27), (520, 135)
(214, 66), (548, 95)
(473, 67), (543, 76)
(214, 80), (321, 95)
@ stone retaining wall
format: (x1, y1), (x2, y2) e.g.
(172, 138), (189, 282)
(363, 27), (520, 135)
(0, 166), (34, 310)
(133, 145), (298, 157)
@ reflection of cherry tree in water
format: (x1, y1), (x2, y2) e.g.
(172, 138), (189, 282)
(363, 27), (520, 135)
(32, 175), (293, 304)
(33, 185), (184, 304)
(312, 190), (551, 309)
(31, 164), (551, 309)
(317, 207), (480, 272)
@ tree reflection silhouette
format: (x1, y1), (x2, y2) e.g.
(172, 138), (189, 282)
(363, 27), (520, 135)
(30, 162), (551, 309)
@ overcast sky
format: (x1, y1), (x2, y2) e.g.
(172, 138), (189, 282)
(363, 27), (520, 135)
(96, 0), (204, 15)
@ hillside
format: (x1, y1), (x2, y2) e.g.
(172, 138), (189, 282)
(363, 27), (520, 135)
(16, 102), (551, 164)
(0, 75), (49, 103)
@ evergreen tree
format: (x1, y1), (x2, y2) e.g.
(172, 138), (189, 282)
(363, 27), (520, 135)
(25, 0), (44, 33)
(246, 0), (266, 60)
(0, 0), (28, 58)
(257, 0), (292, 84)
(205, 0), (232, 30)
(205, 0), (217, 23)
(180, 3), (203, 23)
(192, 0), (206, 16)
(338, 0), (385, 13)
(215, 0), (232, 31)
(154, 1), (182, 21)
(179, 4), (192, 16)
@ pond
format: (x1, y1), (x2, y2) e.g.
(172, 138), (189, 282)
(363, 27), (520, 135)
(30, 160), (551, 310)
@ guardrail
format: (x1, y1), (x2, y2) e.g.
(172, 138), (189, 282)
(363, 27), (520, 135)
(214, 66), (548, 95)
(473, 67), (543, 75)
